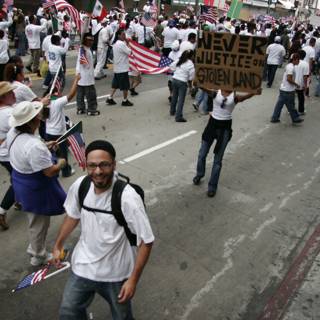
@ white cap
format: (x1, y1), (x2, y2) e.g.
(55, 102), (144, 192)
(171, 40), (180, 50)
(275, 36), (281, 42)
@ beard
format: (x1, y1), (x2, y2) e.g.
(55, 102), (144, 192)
(91, 172), (114, 190)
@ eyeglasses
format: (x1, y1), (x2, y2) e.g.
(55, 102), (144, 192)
(220, 97), (227, 109)
(86, 161), (114, 170)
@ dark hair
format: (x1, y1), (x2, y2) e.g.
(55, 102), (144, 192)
(290, 52), (300, 62)
(85, 140), (116, 159)
(188, 33), (196, 41)
(51, 35), (61, 45)
(0, 30), (4, 39)
(29, 15), (36, 24)
(113, 29), (125, 44)
(8, 55), (23, 65)
(4, 63), (23, 82)
(15, 123), (33, 134)
(298, 49), (306, 60)
(82, 32), (93, 45)
(309, 37), (316, 45)
(177, 50), (194, 67)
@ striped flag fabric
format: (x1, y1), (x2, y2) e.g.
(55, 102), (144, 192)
(43, 1), (55, 9)
(54, 0), (81, 31)
(141, 3), (158, 27)
(128, 40), (173, 75)
(79, 46), (89, 65)
(68, 131), (86, 169)
(12, 266), (49, 292)
(227, 0), (243, 19)
(199, 5), (219, 24)
(204, 0), (226, 9)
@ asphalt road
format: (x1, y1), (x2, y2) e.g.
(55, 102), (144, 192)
(1, 53), (320, 320)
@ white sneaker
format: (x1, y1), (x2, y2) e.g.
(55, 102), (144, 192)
(30, 252), (53, 266)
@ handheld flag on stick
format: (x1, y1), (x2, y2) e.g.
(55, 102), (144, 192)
(12, 262), (70, 293)
(56, 121), (86, 170)
(49, 62), (62, 96)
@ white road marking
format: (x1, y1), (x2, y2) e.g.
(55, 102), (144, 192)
(250, 216), (277, 240)
(180, 235), (245, 320)
(118, 130), (197, 164)
(259, 202), (274, 213)
(67, 94), (109, 107)
(279, 190), (301, 209)
(313, 148), (320, 158)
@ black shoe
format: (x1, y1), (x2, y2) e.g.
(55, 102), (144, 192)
(87, 110), (100, 116)
(106, 98), (117, 105)
(292, 118), (304, 124)
(176, 118), (187, 122)
(270, 119), (280, 123)
(26, 66), (32, 73)
(77, 109), (86, 115)
(121, 100), (133, 107)
(193, 176), (201, 185)
(130, 89), (138, 96)
(207, 190), (216, 198)
(36, 70), (41, 77)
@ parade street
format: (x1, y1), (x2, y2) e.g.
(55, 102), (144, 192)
(1, 56), (320, 319)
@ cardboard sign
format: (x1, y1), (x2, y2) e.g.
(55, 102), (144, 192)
(195, 32), (268, 93)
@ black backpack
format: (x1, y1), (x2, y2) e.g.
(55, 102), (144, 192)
(78, 173), (144, 246)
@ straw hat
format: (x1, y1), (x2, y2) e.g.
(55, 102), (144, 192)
(9, 101), (43, 127)
(0, 82), (15, 97)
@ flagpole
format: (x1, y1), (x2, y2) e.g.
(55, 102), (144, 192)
(43, 262), (70, 280)
(49, 62), (62, 96)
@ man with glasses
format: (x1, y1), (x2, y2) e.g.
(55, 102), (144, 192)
(53, 140), (154, 320)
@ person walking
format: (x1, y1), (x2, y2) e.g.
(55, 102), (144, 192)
(170, 50), (195, 122)
(270, 53), (304, 124)
(76, 33), (100, 116)
(265, 36), (286, 88)
(25, 15), (46, 75)
(6, 101), (67, 266)
(193, 88), (261, 197)
(53, 140), (154, 320)
(106, 29), (134, 107)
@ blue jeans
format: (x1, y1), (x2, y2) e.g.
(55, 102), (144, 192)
(196, 131), (231, 192)
(170, 79), (188, 120)
(271, 90), (300, 122)
(194, 89), (208, 111)
(60, 271), (134, 320)
(267, 64), (278, 87)
(16, 31), (27, 56)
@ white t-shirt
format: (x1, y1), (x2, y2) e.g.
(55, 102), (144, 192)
(179, 40), (196, 54)
(7, 129), (53, 174)
(0, 107), (12, 162)
(303, 45), (315, 64)
(280, 63), (296, 92)
(48, 42), (69, 73)
(25, 24), (46, 49)
(266, 43), (286, 65)
(13, 81), (37, 104)
(42, 34), (52, 60)
(212, 90), (236, 121)
(97, 27), (109, 49)
(172, 60), (195, 83)
(294, 60), (309, 88)
(0, 39), (9, 64)
(136, 25), (153, 44)
(162, 27), (179, 48)
(46, 96), (68, 136)
(64, 175), (155, 282)
(76, 46), (95, 86)
(184, 28), (197, 42)
(112, 40), (131, 73)
(178, 29), (188, 41)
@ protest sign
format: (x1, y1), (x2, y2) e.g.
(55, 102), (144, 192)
(195, 32), (268, 93)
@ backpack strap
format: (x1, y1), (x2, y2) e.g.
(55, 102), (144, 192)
(78, 175), (92, 209)
(111, 179), (137, 246)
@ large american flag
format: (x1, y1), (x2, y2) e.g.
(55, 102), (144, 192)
(43, 1), (55, 9)
(68, 131), (86, 170)
(12, 266), (49, 292)
(199, 5), (219, 24)
(54, 0), (81, 31)
(141, 4), (158, 27)
(129, 40), (173, 75)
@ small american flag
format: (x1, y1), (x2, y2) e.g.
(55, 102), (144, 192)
(43, 1), (55, 9)
(79, 46), (89, 65)
(12, 266), (49, 292)
(199, 5), (219, 24)
(129, 40), (173, 74)
(67, 131), (86, 169)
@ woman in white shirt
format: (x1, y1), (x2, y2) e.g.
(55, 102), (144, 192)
(7, 101), (67, 266)
(170, 50), (195, 122)
(4, 63), (37, 104)
(193, 88), (261, 197)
